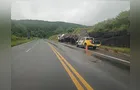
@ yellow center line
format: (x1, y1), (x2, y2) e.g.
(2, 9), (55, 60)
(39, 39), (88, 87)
(47, 42), (94, 90)
(48, 43), (84, 90)
(52, 46), (94, 90)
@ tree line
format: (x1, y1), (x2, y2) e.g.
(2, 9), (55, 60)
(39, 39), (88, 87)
(11, 20), (86, 38)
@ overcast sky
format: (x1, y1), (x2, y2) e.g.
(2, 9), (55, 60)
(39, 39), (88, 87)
(11, 0), (130, 26)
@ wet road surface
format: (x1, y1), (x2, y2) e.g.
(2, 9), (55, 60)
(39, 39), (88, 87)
(12, 39), (129, 90)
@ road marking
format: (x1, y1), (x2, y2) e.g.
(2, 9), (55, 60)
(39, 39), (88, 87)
(53, 46), (94, 90)
(25, 42), (38, 52)
(47, 42), (94, 90)
(26, 48), (31, 52)
(93, 51), (130, 64)
(50, 45), (84, 90)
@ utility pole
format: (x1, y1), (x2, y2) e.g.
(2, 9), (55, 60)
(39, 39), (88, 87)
(27, 31), (30, 39)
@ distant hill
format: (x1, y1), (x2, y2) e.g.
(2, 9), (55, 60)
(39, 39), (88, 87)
(11, 20), (86, 38)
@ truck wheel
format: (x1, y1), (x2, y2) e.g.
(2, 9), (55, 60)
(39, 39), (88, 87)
(92, 46), (96, 50)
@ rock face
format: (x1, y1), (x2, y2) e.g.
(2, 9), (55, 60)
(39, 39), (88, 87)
(89, 30), (130, 48)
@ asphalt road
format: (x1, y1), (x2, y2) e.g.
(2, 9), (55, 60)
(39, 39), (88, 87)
(12, 39), (129, 90)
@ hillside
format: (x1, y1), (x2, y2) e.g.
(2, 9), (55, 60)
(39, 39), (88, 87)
(11, 20), (86, 38)
(73, 10), (130, 34)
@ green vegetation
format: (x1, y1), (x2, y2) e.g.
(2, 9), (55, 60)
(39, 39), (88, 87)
(11, 35), (35, 47)
(11, 20), (86, 38)
(93, 10), (129, 32)
(73, 10), (130, 33)
(48, 35), (58, 41)
(72, 27), (91, 34)
(11, 20), (86, 46)
(100, 45), (130, 54)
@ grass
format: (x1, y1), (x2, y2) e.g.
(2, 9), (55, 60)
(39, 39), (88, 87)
(100, 45), (130, 54)
(11, 35), (36, 47)
(48, 35), (58, 41)
(11, 38), (33, 47)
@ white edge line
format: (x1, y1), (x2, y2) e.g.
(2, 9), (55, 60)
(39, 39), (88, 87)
(93, 52), (130, 64)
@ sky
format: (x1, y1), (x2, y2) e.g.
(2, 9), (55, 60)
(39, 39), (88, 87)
(11, 0), (130, 26)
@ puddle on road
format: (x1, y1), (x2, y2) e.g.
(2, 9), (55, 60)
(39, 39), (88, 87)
(83, 49), (130, 71)
(93, 54), (130, 71)
(82, 49), (102, 63)
(84, 50), (92, 56)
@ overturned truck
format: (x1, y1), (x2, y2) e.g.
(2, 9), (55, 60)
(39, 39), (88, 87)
(58, 30), (90, 44)
(58, 34), (79, 45)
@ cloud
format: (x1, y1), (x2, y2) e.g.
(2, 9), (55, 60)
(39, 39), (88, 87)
(11, 0), (130, 25)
